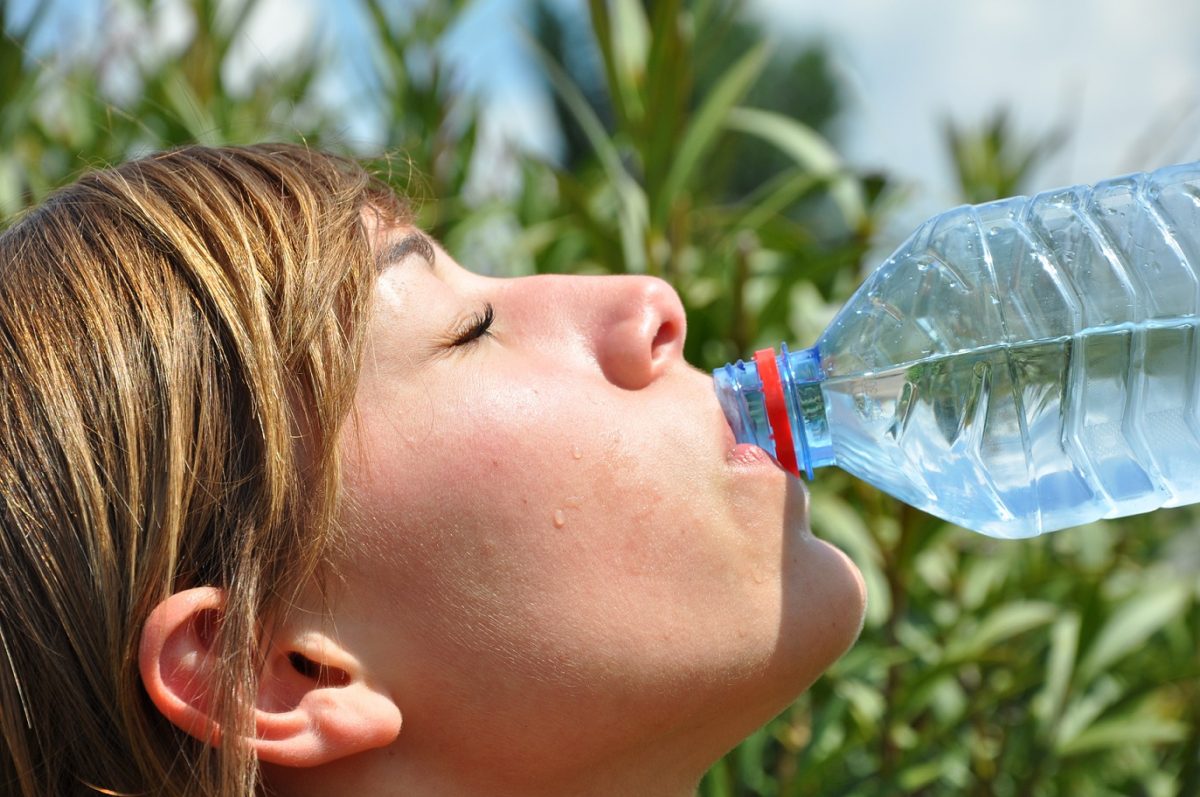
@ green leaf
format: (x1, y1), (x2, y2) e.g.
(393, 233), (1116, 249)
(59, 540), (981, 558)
(525, 35), (648, 273)
(1054, 676), (1123, 751)
(609, 0), (648, 104)
(724, 168), (825, 238)
(944, 600), (1057, 662)
(837, 678), (886, 727)
(160, 69), (221, 145)
(589, 0), (649, 125)
(898, 759), (949, 792)
(725, 106), (866, 229)
(1076, 580), (1191, 684)
(957, 551), (1010, 610)
(1034, 611), (1080, 733)
(653, 41), (770, 226)
(640, 0), (686, 204)
(1058, 714), (1187, 757)
(0, 155), (21, 218)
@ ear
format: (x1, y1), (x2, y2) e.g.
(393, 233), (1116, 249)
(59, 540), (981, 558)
(251, 625), (403, 767)
(139, 587), (402, 767)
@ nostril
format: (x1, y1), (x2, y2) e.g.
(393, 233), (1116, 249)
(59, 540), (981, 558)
(593, 275), (686, 388)
(652, 319), (678, 352)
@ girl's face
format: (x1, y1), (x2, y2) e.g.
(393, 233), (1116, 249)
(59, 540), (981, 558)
(330, 228), (865, 783)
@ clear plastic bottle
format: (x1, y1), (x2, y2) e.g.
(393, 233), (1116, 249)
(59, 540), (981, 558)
(714, 161), (1200, 539)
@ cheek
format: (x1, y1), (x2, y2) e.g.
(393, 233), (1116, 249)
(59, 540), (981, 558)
(341, 380), (717, 624)
(452, 390), (712, 569)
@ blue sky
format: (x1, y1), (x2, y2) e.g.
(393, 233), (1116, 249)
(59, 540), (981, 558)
(748, 0), (1200, 224)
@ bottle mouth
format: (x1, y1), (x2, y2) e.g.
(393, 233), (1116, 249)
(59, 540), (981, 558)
(713, 344), (806, 478)
(714, 364), (759, 463)
(715, 343), (832, 478)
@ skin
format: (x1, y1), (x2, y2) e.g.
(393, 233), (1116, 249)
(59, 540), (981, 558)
(261, 228), (867, 796)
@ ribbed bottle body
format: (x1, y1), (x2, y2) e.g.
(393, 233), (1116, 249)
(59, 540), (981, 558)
(812, 161), (1200, 537)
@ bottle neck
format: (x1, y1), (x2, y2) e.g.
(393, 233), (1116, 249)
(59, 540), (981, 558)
(713, 343), (835, 478)
(780, 344), (835, 475)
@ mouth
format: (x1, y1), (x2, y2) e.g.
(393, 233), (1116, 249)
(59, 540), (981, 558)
(728, 440), (777, 467)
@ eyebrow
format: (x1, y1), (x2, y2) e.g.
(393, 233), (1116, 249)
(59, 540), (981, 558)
(375, 231), (436, 272)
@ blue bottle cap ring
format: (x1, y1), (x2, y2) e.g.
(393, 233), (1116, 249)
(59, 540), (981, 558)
(753, 347), (800, 477)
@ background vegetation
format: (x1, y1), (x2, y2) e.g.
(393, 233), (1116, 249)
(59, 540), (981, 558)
(3, 0), (1198, 794)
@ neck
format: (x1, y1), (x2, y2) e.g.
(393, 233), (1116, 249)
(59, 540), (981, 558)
(265, 747), (706, 797)
(263, 672), (797, 797)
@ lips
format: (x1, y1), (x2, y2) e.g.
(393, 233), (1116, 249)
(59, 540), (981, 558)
(728, 442), (777, 467)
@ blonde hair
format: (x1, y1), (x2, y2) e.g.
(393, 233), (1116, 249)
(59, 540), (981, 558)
(0, 144), (405, 795)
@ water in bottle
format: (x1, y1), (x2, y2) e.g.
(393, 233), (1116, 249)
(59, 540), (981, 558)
(714, 161), (1200, 539)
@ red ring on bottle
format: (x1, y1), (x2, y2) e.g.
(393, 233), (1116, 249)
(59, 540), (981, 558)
(753, 347), (800, 476)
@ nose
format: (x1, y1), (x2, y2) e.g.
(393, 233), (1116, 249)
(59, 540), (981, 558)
(590, 276), (687, 389)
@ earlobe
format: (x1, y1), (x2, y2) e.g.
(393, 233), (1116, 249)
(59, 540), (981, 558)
(139, 587), (402, 767)
(252, 634), (403, 767)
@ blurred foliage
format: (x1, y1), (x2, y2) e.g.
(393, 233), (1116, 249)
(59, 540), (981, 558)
(2, 1), (1198, 795)
(531, 0), (842, 201)
(518, 0), (883, 370)
(943, 108), (1069, 205)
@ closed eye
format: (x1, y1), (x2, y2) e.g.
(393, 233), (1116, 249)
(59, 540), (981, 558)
(450, 302), (495, 347)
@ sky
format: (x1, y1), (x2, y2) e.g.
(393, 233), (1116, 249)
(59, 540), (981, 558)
(745, 0), (1200, 228)
(428, 0), (1200, 238)
(14, 0), (1200, 238)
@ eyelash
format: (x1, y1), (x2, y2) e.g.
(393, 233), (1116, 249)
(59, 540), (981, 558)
(450, 302), (495, 347)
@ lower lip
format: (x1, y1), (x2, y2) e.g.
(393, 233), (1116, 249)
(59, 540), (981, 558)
(727, 442), (779, 469)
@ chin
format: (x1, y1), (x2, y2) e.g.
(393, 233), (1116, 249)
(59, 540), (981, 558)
(773, 531), (867, 687)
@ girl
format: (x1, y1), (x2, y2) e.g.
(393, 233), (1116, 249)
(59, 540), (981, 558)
(0, 144), (865, 796)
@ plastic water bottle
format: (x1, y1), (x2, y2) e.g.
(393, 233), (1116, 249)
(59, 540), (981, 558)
(714, 161), (1200, 539)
